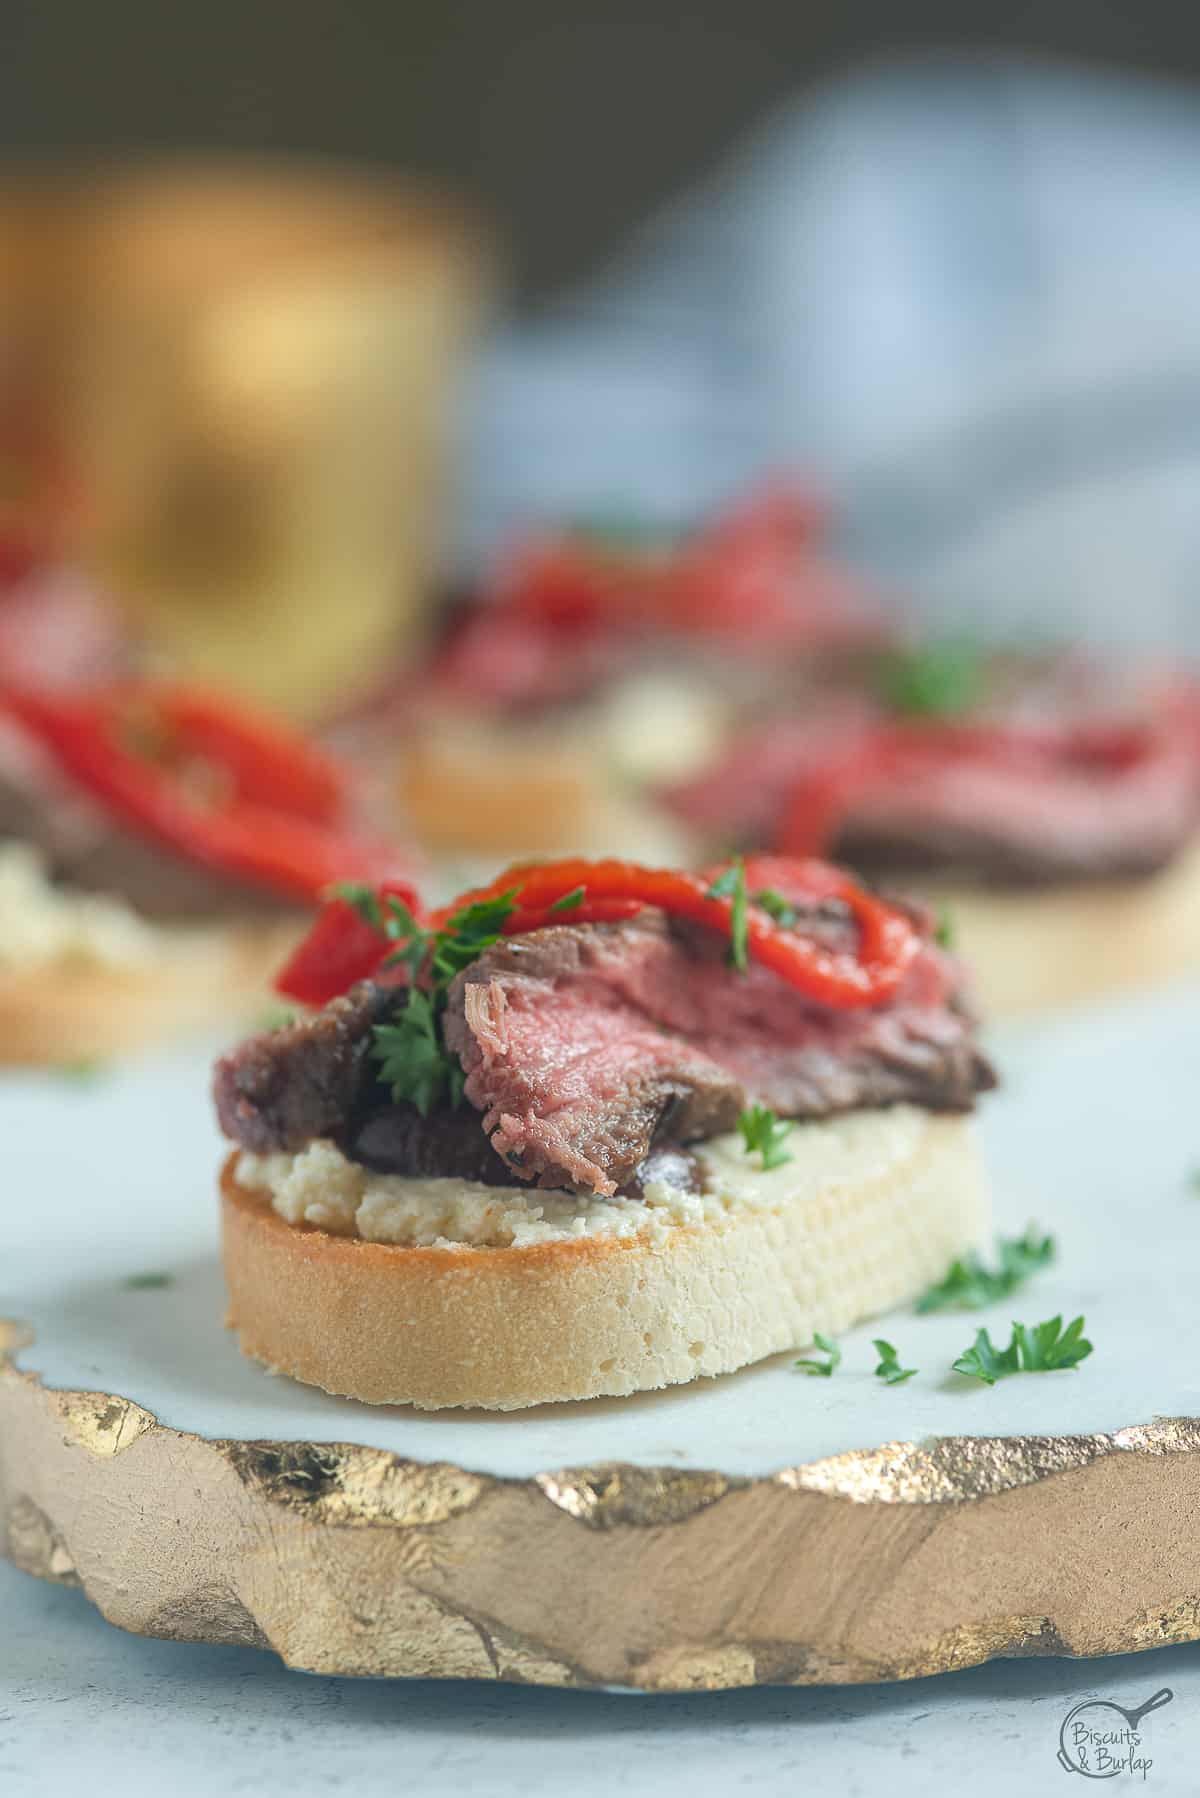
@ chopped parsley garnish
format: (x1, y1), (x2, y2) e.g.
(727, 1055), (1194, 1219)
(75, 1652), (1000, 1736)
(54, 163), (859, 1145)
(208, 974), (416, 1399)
(379, 893), (432, 977)
(706, 857), (749, 972)
(876, 641), (984, 718)
(329, 881), (383, 928)
(952, 1315), (1092, 1385)
(368, 891), (517, 1117)
(794, 1333), (841, 1378)
(753, 886), (798, 928)
(933, 906), (955, 950)
(125, 1272), (173, 1290)
(737, 1103), (794, 1171)
(873, 1339), (918, 1385)
(549, 885), (586, 913)
(915, 1227), (1056, 1313)
(428, 892), (519, 986)
(372, 989), (461, 1116)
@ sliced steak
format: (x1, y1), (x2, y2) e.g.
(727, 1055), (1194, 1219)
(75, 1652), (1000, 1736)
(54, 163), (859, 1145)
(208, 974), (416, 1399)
(833, 740), (1199, 885)
(443, 909), (993, 1196)
(667, 682), (1200, 887)
(345, 1101), (702, 1197)
(218, 907), (992, 1199)
(214, 983), (394, 1153)
(346, 1100), (514, 1186)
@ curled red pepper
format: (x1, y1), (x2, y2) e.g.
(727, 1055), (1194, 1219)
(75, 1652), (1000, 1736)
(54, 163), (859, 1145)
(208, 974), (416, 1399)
(0, 680), (410, 907)
(428, 856), (917, 1009)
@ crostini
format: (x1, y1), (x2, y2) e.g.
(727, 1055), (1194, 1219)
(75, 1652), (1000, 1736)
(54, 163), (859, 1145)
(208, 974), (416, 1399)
(215, 854), (994, 1409)
(0, 676), (414, 1063)
(667, 648), (1200, 1014)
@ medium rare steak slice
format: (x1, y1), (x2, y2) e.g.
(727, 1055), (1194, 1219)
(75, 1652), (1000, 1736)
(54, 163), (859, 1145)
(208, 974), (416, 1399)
(218, 906), (992, 1199)
(346, 1102), (701, 1197)
(216, 980), (707, 1198)
(443, 909), (993, 1196)
(667, 679), (1200, 886)
(214, 983), (395, 1153)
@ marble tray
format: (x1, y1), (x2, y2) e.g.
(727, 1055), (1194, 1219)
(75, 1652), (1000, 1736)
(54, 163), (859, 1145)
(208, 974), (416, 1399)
(2, 979), (1199, 1690)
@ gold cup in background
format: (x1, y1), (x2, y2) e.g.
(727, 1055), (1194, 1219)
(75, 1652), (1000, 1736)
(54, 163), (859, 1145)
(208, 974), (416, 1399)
(0, 160), (485, 716)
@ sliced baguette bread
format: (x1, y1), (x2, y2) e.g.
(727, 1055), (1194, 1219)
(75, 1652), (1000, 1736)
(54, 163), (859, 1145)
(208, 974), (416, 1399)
(221, 1104), (988, 1411)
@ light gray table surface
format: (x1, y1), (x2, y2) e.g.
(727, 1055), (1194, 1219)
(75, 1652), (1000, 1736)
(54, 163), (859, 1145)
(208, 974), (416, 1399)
(3, 1556), (1199, 1795)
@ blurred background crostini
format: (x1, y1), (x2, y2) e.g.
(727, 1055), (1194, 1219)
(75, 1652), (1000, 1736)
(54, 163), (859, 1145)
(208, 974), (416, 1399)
(3, 3), (1200, 1039)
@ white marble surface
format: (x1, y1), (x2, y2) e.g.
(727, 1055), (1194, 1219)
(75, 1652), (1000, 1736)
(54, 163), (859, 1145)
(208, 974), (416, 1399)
(3, 978), (1200, 1477)
(3, 1557), (1199, 1795)
(4, 977), (1200, 1790)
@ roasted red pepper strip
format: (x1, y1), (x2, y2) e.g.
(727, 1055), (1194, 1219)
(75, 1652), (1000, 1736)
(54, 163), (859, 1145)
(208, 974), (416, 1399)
(430, 857), (917, 1009)
(0, 683), (406, 906)
(276, 855), (918, 1011)
(131, 685), (346, 823)
(501, 895), (645, 934)
(274, 881), (421, 1006)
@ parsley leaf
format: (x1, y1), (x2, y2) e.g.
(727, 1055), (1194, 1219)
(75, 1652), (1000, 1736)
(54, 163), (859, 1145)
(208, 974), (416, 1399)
(952, 1315), (1092, 1385)
(1015, 1313), (1092, 1374)
(876, 641), (984, 718)
(1188, 1165), (1200, 1196)
(549, 885), (586, 912)
(795, 1332), (841, 1377)
(125, 1272), (173, 1290)
(380, 895), (430, 977)
(873, 1339), (918, 1385)
(753, 886), (798, 928)
(706, 857), (749, 972)
(328, 881), (383, 930)
(372, 989), (452, 1117)
(952, 1327), (1020, 1386)
(915, 1227), (1056, 1313)
(933, 906), (955, 950)
(738, 1102), (794, 1171)
(429, 891), (518, 986)
(371, 890), (518, 1115)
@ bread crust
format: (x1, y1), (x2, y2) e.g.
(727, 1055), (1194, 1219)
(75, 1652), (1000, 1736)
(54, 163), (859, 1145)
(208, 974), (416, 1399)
(0, 921), (299, 1064)
(397, 721), (695, 861)
(927, 837), (1200, 1016)
(220, 1108), (989, 1410)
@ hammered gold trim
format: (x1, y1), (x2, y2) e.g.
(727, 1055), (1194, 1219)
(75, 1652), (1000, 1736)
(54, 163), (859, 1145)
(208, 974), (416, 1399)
(5, 1317), (1200, 1690)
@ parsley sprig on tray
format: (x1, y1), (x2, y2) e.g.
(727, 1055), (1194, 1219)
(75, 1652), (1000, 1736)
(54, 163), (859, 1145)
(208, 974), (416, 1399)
(335, 884), (519, 1117)
(915, 1228), (1056, 1313)
(794, 1333), (841, 1378)
(872, 1339), (918, 1385)
(952, 1315), (1093, 1385)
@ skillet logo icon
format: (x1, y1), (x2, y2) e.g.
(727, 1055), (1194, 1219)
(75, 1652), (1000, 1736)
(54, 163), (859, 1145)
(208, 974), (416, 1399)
(1058, 1687), (1173, 1779)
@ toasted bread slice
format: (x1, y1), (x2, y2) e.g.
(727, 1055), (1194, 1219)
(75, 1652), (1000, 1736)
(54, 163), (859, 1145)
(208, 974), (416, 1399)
(221, 1106), (988, 1410)
(927, 838), (1200, 1016)
(0, 920), (298, 1065)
